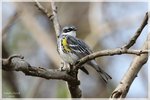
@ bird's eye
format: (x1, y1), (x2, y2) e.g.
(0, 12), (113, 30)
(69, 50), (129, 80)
(68, 28), (72, 31)
(63, 27), (76, 33)
(63, 29), (68, 33)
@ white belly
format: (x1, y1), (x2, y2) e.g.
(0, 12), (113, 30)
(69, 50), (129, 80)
(58, 39), (79, 64)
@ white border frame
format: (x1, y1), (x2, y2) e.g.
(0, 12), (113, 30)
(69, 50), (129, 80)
(1, 0), (149, 100)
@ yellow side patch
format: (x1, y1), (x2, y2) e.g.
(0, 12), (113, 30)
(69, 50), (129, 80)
(62, 37), (71, 52)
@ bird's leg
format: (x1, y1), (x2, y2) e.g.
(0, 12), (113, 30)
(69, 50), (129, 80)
(60, 61), (65, 71)
(60, 61), (71, 72)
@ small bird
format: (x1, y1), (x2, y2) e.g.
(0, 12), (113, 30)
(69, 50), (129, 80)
(57, 26), (112, 83)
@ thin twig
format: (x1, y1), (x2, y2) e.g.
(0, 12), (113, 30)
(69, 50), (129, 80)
(34, 0), (52, 18)
(50, 0), (61, 38)
(35, 0), (61, 38)
(123, 12), (148, 49)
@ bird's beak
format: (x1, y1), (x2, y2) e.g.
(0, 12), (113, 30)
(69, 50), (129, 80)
(73, 28), (77, 31)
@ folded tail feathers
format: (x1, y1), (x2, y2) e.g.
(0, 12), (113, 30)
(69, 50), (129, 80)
(88, 60), (112, 83)
(80, 66), (89, 75)
(97, 67), (112, 83)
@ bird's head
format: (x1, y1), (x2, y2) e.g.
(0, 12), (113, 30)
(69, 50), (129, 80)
(62, 26), (77, 37)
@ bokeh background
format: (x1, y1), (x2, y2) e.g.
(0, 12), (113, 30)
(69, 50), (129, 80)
(2, 1), (148, 98)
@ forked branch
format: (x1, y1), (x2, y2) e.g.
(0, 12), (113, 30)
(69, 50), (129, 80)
(110, 34), (149, 99)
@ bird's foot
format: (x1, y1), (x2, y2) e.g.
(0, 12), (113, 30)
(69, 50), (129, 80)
(60, 62), (71, 72)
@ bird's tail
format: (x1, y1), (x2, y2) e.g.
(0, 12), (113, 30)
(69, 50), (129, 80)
(97, 67), (112, 83)
(80, 66), (89, 75)
(88, 60), (112, 83)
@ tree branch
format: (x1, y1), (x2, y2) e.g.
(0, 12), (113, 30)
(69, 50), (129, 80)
(123, 12), (148, 49)
(50, 0), (61, 38)
(35, 0), (52, 18)
(67, 68), (82, 98)
(75, 49), (148, 69)
(110, 33), (149, 99)
(2, 55), (75, 82)
(2, 54), (81, 98)
(35, 0), (61, 38)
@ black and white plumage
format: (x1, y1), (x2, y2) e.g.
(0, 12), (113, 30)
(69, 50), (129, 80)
(57, 26), (112, 83)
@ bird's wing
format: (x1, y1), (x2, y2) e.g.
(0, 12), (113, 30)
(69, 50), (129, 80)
(66, 35), (92, 58)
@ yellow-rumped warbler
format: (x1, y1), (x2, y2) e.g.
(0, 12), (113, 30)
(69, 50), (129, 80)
(57, 26), (112, 83)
